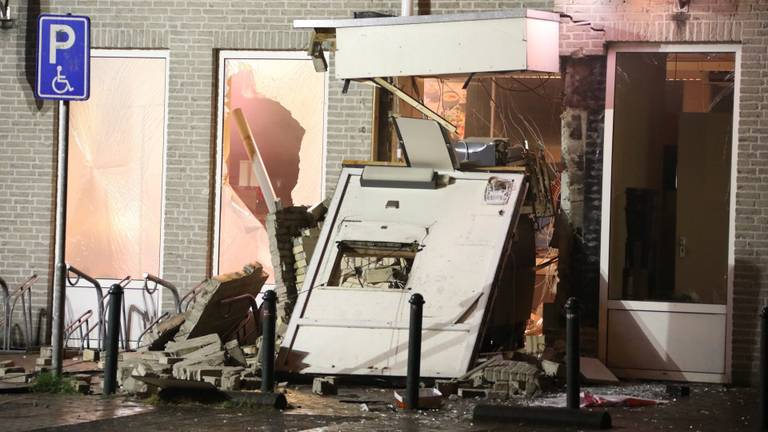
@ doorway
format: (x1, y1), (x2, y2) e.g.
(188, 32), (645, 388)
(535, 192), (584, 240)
(599, 44), (740, 383)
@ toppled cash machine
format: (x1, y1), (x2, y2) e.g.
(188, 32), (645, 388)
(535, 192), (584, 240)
(278, 10), (559, 378)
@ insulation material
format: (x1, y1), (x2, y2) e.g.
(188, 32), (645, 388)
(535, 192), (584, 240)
(218, 58), (325, 279)
(66, 56), (166, 278)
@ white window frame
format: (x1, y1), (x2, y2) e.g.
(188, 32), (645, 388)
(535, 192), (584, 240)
(599, 43), (741, 383)
(59, 49), (170, 313)
(212, 50), (329, 281)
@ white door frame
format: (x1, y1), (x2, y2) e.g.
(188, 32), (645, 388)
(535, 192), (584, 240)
(58, 49), (170, 347)
(212, 50), (329, 279)
(599, 43), (741, 383)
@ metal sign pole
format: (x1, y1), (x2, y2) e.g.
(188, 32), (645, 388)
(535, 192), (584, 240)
(51, 100), (69, 376)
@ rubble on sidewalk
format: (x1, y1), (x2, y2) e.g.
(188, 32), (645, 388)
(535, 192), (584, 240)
(0, 360), (29, 384)
(115, 263), (268, 395)
(312, 376), (337, 396)
(481, 360), (544, 398)
(175, 263), (268, 342)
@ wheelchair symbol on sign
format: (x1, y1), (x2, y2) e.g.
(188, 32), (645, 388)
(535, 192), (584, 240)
(51, 65), (74, 94)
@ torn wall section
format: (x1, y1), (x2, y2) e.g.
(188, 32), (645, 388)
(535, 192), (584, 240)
(265, 203), (327, 339)
(556, 57), (606, 347)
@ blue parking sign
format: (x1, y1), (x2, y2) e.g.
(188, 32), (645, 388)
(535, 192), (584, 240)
(35, 14), (90, 100)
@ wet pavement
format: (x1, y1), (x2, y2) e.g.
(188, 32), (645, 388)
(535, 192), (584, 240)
(0, 383), (759, 431)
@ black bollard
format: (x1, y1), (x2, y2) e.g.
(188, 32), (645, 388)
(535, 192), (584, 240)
(406, 293), (425, 410)
(103, 283), (123, 395)
(565, 297), (580, 410)
(761, 306), (768, 431)
(261, 289), (277, 393)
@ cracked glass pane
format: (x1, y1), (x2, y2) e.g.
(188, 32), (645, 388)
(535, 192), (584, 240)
(66, 56), (166, 279)
(218, 57), (325, 281)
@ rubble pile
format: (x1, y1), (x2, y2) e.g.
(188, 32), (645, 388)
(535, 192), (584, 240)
(141, 262), (267, 349)
(118, 333), (262, 394)
(112, 263), (269, 394)
(481, 360), (544, 398)
(112, 203), (327, 396)
(0, 359), (27, 383)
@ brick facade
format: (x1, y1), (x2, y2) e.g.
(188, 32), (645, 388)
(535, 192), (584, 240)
(1, 0), (765, 383)
(0, 0), (552, 342)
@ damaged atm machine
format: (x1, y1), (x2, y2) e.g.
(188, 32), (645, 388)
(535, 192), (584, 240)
(278, 10), (561, 378)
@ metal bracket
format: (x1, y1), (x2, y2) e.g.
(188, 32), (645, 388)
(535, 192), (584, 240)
(307, 30), (334, 72)
(0, 1), (14, 29)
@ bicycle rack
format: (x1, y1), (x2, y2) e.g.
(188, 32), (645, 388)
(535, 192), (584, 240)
(66, 264), (105, 350)
(0, 277), (9, 350)
(63, 309), (94, 351)
(8, 275), (37, 349)
(142, 273), (182, 315)
(66, 265), (130, 351)
(136, 311), (169, 348)
(179, 280), (207, 312)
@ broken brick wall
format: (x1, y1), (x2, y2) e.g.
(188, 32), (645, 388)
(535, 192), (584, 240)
(557, 56), (606, 326)
(264, 206), (317, 335)
(555, 56), (606, 357)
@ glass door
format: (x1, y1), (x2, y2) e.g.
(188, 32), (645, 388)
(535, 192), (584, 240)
(600, 45), (739, 383)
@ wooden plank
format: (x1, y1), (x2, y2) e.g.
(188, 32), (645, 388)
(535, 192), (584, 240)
(232, 108), (278, 213)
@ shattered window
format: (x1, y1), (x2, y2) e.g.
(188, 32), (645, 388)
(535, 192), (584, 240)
(217, 53), (326, 281)
(327, 241), (418, 289)
(66, 53), (167, 278)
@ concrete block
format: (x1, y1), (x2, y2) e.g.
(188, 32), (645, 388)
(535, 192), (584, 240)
(165, 333), (221, 356)
(73, 373), (93, 383)
(3, 372), (28, 383)
(458, 388), (488, 399)
(75, 380), (90, 394)
(39, 346), (53, 358)
(121, 376), (148, 394)
(36, 357), (52, 366)
(488, 389), (509, 400)
(0, 367), (25, 376)
(220, 375), (241, 391)
(82, 349), (100, 362)
(312, 377), (338, 395)
(159, 356), (184, 365)
(541, 359), (563, 377)
(435, 379), (458, 395)
(240, 376), (261, 390)
(224, 339), (248, 366)
(202, 376), (221, 387)
(492, 381), (509, 392)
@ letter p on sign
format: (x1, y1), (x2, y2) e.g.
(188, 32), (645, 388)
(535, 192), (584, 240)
(49, 24), (75, 64)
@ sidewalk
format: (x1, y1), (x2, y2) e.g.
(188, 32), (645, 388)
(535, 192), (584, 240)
(0, 383), (757, 431)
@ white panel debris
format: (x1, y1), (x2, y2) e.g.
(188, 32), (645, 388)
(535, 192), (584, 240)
(278, 163), (527, 378)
